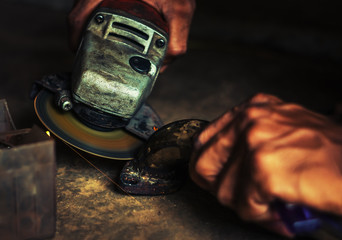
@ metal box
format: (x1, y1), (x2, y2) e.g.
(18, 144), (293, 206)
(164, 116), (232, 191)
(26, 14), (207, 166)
(0, 99), (56, 239)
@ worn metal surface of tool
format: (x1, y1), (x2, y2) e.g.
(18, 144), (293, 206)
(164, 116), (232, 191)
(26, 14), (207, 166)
(72, 0), (168, 128)
(120, 119), (208, 195)
(32, 0), (168, 159)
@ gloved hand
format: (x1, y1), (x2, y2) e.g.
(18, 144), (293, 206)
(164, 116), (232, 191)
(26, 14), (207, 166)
(190, 93), (342, 236)
(68, 0), (196, 71)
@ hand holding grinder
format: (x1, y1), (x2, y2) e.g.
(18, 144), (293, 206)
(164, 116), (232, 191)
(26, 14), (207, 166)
(33, 0), (168, 131)
(32, 1), (342, 239)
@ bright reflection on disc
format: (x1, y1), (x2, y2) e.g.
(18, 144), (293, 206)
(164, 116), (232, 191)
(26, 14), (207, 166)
(34, 90), (143, 160)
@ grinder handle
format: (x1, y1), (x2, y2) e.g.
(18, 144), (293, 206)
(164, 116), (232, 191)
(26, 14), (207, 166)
(274, 199), (342, 239)
(99, 0), (169, 34)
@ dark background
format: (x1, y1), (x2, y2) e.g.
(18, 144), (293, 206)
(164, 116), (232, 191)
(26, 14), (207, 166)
(2, 0), (342, 128)
(1, 0), (341, 239)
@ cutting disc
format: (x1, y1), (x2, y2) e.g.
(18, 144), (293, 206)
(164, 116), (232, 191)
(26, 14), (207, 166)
(34, 90), (143, 160)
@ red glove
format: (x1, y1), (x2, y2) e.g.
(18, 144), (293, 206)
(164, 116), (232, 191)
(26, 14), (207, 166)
(190, 93), (342, 236)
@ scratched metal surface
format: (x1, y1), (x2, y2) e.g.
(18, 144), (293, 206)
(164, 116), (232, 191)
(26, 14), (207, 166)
(1, 1), (342, 239)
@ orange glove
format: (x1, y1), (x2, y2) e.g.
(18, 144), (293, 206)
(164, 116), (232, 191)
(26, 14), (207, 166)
(190, 93), (342, 236)
(68, 0), (196, 71)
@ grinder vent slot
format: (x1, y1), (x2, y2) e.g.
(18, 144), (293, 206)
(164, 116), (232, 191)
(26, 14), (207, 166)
(112, 22), (149, 40)
(108, 32), (145, 52)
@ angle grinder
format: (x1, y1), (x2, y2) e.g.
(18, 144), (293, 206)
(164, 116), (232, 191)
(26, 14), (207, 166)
(32, 0), (168, 159)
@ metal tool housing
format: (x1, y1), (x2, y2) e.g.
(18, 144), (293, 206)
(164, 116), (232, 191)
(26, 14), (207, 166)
(72, 4), (168, 124)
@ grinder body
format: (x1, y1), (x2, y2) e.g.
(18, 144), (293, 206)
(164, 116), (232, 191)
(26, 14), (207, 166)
(72, 0), (168, 127)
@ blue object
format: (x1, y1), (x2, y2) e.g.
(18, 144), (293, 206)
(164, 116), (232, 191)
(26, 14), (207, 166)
(274, 200), (342, 239)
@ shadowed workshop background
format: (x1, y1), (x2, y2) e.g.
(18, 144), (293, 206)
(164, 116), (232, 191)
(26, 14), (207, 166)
(0, 0), (341, 239)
